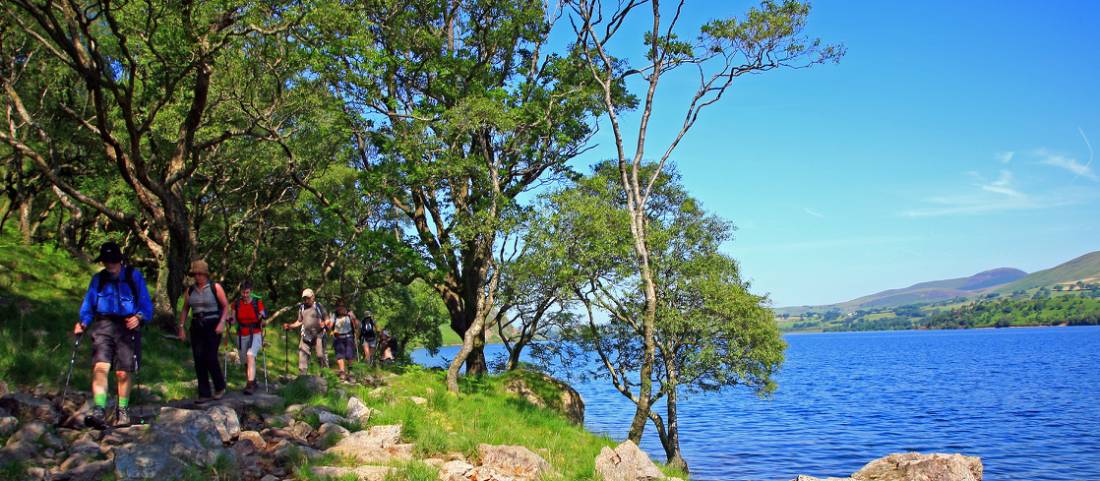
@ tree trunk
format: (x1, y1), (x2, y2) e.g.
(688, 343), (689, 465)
(664, 370), (688, 473)
(467, 330), (487, 375)
(627, 208), (658, 443)
(18, 198), (32, 244)
(506, 339), (525, 371)
(446, 311), (487, 393)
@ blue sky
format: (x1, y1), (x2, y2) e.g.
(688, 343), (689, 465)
(567, 0), (1100, 306)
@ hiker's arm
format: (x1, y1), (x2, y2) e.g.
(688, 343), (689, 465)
(283, 308), (303, 330)
(178, 295), (190, 341)
(214, 284), (229, 333)
(76, 276), (98, 334)
(132, 269), (154, 326)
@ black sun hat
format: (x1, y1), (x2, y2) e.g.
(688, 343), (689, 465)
(94, 241), (125, 263)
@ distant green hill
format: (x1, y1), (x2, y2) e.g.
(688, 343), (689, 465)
(996, 251), (1100, 293)
(776, 267), (1027, 316)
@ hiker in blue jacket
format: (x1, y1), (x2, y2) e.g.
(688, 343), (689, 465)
(75, 241), (153, 428)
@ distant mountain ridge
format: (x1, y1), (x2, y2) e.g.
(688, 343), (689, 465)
(776, 251), (1100, 316)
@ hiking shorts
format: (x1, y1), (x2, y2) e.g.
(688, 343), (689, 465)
(237, 333), (262, 359)
(90, 317), (141, 372)
(333, 334), (356, 360)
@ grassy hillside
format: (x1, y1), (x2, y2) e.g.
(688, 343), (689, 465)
(996, 251), (1100, 293)
(0, 230), (685, 481)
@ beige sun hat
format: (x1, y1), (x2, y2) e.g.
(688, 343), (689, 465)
(189, 259), (210, 276)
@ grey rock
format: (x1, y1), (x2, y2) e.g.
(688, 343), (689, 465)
(325, 425), (413, 464)
(54, 460), (113, 481)
(237, 430), (266, 451)
(594, 440), (664, 481)
(305, 407), (348, 425)
(409, 396), (428, 405)
(0, 416), (17, 437)
(317, 422), (351, 444)
(260, 475), (280, 481)
(310, 466), (394, 481)
(287, 419), (314, 441)
(503, 371), (585, 425)
(0, 393), (60, 425)
(478, 443), (554, 480)
(852, 452), (982, 481)
(438, 460), (477, 481)
(205, 404), (241, 443)
(296, 375), (328, 394)
(346, 396), (373, 424)
(112, 407), (234, 481)
(285, 404), (306, 415)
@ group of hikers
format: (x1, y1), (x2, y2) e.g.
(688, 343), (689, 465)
(71, 241), (397, 429)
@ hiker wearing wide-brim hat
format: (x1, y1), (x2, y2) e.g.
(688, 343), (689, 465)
(177, 259), (230, 404)
(75, 241), (153, 429)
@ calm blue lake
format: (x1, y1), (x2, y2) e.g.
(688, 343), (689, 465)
(413, 326), (1100, 481)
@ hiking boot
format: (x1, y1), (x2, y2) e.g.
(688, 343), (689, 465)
(84, 406), (107, 430)
(213, 388), (225, 400)
(243, 381), (256, 395)
(114, 407), (131, 427)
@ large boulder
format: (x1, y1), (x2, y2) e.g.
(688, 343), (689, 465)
(112, 407), (235, 481)
(0, 420), (50, 462)
(53, 459), (113, 481)
(0, 392), (60, 425)
(326, 425), (414, 463)
(853, 453), (982, 481)
(794, 453), (983, 481)
(477, 444), (553, 480)
(503, 371), (584, 424)
(296, 375), (328, 394)
(305, 407), (348, 426)
(595, 440), (665, 481)
(205, 404), (241, 443)
(310, 466), (394, 481)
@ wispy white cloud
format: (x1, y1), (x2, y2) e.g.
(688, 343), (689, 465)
(802, 207), (825, 219)
(995, 151), (1015, 164)
(1035, 148), (1097, 180)
(901, 168), (1082, 217)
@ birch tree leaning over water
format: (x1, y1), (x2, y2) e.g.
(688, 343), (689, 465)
(531, 163), (785, 473)
(566, 0), (843, 445)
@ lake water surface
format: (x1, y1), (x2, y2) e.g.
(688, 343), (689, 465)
(413, 326), (1100, 481)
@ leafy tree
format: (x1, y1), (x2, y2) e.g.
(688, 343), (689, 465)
(533, 162), (783, 472)
(313, 0), (608, 389)
(565, 0), (843, 441)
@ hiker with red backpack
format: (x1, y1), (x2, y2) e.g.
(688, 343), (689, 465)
(229, 280), (266, 394)
(75, 241), (153, 429)
(177, 259), (230, 404)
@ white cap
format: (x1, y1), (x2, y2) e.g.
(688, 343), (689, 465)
(301, 288), (315, 298)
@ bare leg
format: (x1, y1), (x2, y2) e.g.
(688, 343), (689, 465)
(92, 362), (110, 398)
(116, 371), (131, 400)
(246, 354), (256, 382)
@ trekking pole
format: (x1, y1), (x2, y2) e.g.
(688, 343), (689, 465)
(131, 329), (142, 416)
(283, 327), (289, 379)
(261, 337), (269, 392)
(61, 331), (85, 407)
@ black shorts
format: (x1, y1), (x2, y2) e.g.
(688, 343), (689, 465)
(333, 335), (356, 360)
(90, 318), (141, 372)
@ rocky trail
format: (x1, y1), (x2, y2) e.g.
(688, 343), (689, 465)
(0, 375), (985, 481)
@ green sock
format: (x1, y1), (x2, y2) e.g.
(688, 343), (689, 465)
(94, 393), (107, 408)
(118, 397), (129, 409)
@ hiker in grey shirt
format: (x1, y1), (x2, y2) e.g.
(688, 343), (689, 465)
(281, 288), (328, 374)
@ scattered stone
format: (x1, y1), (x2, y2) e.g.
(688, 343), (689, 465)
(317, 422), (351, 442)
(794, 477), (851, 481)
(594, 440), (665, 481)
(439, 460), (478, 481)
(206, 404), (241, 443)
(260, 475), (280, 481)
(0, 420), (47, 461)
(238, 430), (267, 450)
(286, 404), (306, 415)
(410, 396), (428, 405)
(0, 416), (17, 437)
(306, 407), (348, 425)
(347, 396), (374, 424)
(0, 392), (61, 425)
(326, 424), (414, 463)
(288, 419), (314, 441)
(310, 466), (394, 481)
(99, 425), (150, 446)
(503, 371), (585, 425)
(478, 444), (554, 480)
(55, 460), (114, 481)
(297, 375), (328, 394)
(112, 407), (235, 481)
(424, 458), (447, 468)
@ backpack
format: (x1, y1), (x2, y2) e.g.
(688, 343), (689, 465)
(187, 282), (224, 318)
(235, 298), (265, 328)
(299, 301), (325, 321)
(96, 266), (139, 299)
